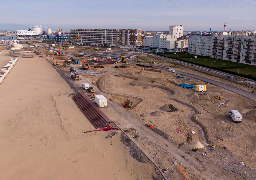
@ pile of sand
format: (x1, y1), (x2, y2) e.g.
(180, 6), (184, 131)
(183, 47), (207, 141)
(150, 111), (161, 117)
(160, 104), (178, 112)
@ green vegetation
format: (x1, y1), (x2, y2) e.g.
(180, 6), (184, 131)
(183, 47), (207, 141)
(138, 55), (161, 63)
(158, 52), (256, 80)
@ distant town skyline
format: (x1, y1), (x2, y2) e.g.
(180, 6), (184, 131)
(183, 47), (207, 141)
(1, 0), (256, 32)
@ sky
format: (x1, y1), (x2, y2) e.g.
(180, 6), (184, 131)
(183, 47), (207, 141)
(0, 0), (256, 32)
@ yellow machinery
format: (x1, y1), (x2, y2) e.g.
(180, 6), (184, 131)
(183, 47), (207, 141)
(120, 54), (126, 63)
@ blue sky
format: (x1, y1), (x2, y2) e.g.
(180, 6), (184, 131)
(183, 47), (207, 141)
(0, 0), (256, 31)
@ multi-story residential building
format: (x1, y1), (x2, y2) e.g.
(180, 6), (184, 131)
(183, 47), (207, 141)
(142, 25), (185, 52)
(117, 29), (142, 46)
(169, 25), (184, 38)
(188, 33), (256, 65)
(188, 35), (212, 56)
(176, 36), (189, 52)
(69, 28), (142, 47)
(143, 36), (153, 47)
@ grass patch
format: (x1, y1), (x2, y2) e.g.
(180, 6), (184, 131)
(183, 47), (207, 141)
(158, 52), (256, 80)
(138, 55), (161, 63)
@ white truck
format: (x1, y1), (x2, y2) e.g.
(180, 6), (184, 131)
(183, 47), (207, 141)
(95, 95), (107, 107)
(82, 83), (89, 90)
(229, 110), (242, 122)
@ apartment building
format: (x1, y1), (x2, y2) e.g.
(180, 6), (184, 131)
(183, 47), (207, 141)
(169, 25), (184, 38)
(188, 33), (256, 65)
(117, 29), (142, 46)
(69, 28), (142, 47)
(212, 34), (256, 64)
(188, 35), (212, 56)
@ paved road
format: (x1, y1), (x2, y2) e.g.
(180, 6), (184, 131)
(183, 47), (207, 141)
(154, 66), (256, 102)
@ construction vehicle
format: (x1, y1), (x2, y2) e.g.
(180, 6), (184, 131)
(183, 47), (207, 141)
(215, 96), (223, 100)
(120, 54), (126, 63)
(71, 72), (79, 80)
(70, 67), (76, 72)
(82, 63), (90, 70)
(123, 99), (133, 108)
(87, 87), (95, 93)
(82, 60), (90, 70)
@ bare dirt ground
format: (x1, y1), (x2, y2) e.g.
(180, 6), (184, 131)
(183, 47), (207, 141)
(62, 54), (256, 180)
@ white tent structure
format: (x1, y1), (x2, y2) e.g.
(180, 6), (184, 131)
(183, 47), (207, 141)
(190, 141), (204, 148)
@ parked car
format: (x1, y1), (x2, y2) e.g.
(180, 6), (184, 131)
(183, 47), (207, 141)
(229, 110), (242, 122)
(169, 69), (175, 73)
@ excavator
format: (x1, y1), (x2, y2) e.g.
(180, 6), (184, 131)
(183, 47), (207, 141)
(123, 99), (133, 108)
(82, 60), (90, 70)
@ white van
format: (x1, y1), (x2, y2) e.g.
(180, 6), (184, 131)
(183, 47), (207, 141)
(82, 83), (89, 90)
(169, 69), (175, 73)
(229, 110), (242, 122)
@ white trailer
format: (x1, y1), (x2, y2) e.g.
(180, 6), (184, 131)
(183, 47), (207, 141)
(95, 95), (107, 107)
(195, 85), (206, 92)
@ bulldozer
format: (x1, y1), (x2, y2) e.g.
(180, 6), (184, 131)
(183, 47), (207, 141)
(123, 99), (133, 108)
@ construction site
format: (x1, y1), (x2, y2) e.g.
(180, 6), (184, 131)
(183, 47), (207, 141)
(30, 46), (256, 179)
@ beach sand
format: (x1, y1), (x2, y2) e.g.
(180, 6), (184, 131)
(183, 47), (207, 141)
(0, 55), (153, 180)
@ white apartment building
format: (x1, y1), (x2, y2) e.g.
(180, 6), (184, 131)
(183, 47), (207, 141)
(142, 25), (185, 52)
(188, 35), (212, 56)
(188, 33), (256, 65)
(169, 25), (184, 38)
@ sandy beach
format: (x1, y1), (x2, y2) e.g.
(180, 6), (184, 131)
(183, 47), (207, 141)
(0, 54), (154, 180)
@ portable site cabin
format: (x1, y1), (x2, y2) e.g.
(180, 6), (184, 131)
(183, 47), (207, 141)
(95, 95), (107, 108)
(195, 85), (206, 92)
